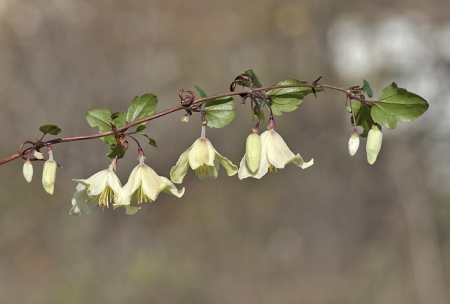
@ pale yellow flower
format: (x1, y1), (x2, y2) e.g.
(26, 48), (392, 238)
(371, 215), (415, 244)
(348, 131), (360, 156)
(170, 126), (238, 183)
(23, 158), (33, 183)
(70, 159), (124, 215)
(244, 132), (262, 173)
(366, 124), (383, 165)
(238, 128), (313, 179)
(114, 154), (185, 214)
(42, 150), (57, 194)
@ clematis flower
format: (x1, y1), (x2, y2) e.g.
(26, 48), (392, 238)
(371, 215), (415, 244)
(23, 158), (33, 183)
(170, 126), (238, 183)
(42, 149), (57, 194)
(238, 128), (313, 179)
(70, 159), (124, 215)
(114, 152), (185, 214)
(244, 132), (262, 174)
(366, 124), (383, 165)
(348, 131), (360, 156)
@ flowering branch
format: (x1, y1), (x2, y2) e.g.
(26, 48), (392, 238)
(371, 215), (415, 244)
(0, 70), (429, 215)
(0, 79), (378, 165)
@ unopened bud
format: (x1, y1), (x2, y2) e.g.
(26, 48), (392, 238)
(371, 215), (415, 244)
(181, 115), (189, 123)
(366, 124), (383, 165)
(33, 150), (44, 159)
(348, 131), (360, 156)
(42, 150), (57, 194)
(245, 132), (261, 173)
(23, 158), (33, 183)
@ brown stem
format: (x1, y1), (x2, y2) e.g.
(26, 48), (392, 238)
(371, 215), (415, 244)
(0, 82), (376, 166)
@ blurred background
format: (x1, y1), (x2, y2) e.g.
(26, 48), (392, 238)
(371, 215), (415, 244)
(0, 0), (449, 303)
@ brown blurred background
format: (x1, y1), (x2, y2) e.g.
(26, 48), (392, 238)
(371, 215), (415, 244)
(1, 0), (449, 303)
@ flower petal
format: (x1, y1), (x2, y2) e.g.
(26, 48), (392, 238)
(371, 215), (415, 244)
(125, 206), (141, 215)
(238, 148), (270, 180)
(197, 160), (219, 181)
(42, 159), (57, 195)
(120, 156), (185, 210)
(215, 153), (238, 176)
(140, 165), (171, 200)
(188, 138), (216, 169)
(70, 184), (96, 215)
(170, 146), (192, 184)
(265, 130), (297, 169)
(299, 158), (314, 169)
(23, 159), (33, 183)
(159, 176), (185, 198)
(121, 165), (144, 201)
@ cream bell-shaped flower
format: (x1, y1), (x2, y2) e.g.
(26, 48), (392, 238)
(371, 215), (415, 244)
(348, 131), (360, 156)
(70, 159), (124, 215)
(114, 153), (185, 214)
(23, 158), (33, 183)
(366, 124), (383, 165)
(42, 149), (57, 194)
(245, 132), (262, 173)
(238, 128), (314, 179)
(170, 126), (238, 183)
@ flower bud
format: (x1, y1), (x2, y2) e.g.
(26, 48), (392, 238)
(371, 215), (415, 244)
(42, 150), (57, 194)
(245, 132), (261, 173)
(348, 131), (360, 156)
(33, 150), (44, 159)
(23, 158), (33, 183)
(366, 124), (383, 165)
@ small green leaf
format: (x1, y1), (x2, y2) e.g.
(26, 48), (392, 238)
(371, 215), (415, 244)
(234, 70), (263, 89)
(242, 70), (262, 88)
(204, 96), (235, 128)
(362, 79), (373, 98)
(86, 108), (117, 144)
(86, 108), (113, 132)
(112, 112), (127, 128)
(39, 124), (61, 136)
(111, 112), (121, 120)
(102, 135), (116, 145)
(253, 104), (265, 125)
(351, 100), (374, 138)
(370, 82), (429, 129)
(267, 79), (323, 116)
(126, 94), (158, 124)
(136, 125), (146, 133)
(107, 144), (125, 159)
(142, 134), (157, 147)
(195, 85), (208, 98)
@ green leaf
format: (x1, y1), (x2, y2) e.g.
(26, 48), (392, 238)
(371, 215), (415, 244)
(107, 144), (125, 159)
(253, 104), (265, 125)
(86, 108), (117, 144)
(267, 78), (323, 116)
(101, 136), (116, 145)
(370, 82), (429, 129)
(126, 93), (158, 124)
(130, 125), (156, 146)
(362, 79), (373, 98)
(351, 100), (374, 138)
(39, 124), (61, 136)
(112, 112), (127, 128)
(86, 108), (113, 132)
(233, 70), (263, 89)
(111, 112), (121, 120)
(195, 85), (208, 98)
(204, 96), (235, 128)
(136, 125), (146, 133)
(141, 134), (157, 147)
(242, 70), (262, 88)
